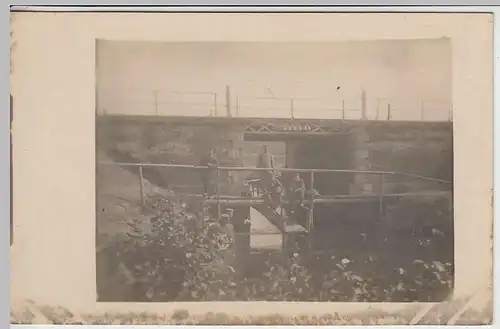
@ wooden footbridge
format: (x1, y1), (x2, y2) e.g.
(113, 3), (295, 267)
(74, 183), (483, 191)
(99, 161), (452, 256)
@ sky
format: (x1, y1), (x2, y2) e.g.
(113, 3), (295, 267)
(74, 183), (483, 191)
(96, 39), (452, 121)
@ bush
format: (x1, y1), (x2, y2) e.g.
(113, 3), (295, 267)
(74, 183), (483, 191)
(99, 193), (453, 302)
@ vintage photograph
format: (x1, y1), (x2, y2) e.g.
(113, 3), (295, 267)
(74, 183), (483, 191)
(95, 40), (454, 303)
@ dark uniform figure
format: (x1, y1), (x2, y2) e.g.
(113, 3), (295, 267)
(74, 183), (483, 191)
(265, 175), (285, 213)
(256, 145), (275, 194)
(223, 140), (240, 186)
(199, 148), (219, 197)
(289, 173), (306, 212)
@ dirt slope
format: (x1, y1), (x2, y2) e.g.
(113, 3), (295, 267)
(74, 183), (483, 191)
(96, 150), (173, 249)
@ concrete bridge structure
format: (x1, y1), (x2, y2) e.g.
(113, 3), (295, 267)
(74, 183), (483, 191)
(97, 114), (454, 273)
(97, 114), (453, 196)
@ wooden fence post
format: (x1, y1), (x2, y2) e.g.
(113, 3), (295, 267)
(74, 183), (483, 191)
(226, 85), (232, 117)
(290, 98), (295, 119)
(308, 171), (315, 251)
(217, 167), (221, 221)
(379, 174), (385, 217)
(342, 100), (345, 120)
(153, 90), (159, 115)
(213, 93), (217, 117)
(361, 89), (367, 120)
(236, 95), (239, 117)
(139, 165), (145, 207)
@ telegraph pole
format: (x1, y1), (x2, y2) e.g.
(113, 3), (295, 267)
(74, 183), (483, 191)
(226, 85), (232, 117)
(361, 89), (367, 120)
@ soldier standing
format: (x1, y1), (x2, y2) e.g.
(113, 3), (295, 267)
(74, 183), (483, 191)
(289, 173), (306, 212)
(256, 145), (275, 193)
(265, 175), (285, 213)
(199, 148), (219, 198)
(225, 140), (239, 185)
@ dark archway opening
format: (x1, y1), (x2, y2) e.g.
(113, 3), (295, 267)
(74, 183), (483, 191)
(285, 134), (353, 196)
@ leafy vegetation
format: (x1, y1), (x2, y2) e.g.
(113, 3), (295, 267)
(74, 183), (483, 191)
(97, 193), (453, 303)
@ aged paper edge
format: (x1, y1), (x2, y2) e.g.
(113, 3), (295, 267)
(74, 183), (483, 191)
(10, 289), (493, 325)
(9, 12), (494, 325)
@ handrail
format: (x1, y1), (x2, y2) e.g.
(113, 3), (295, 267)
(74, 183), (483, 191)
(99, 159), (452, 254)
(97, 161), (452, 185)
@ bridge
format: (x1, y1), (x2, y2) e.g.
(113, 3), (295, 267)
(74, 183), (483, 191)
(96, 87), (453, 275)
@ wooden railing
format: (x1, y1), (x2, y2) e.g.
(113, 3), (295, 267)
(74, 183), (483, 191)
(100, 161), (453, 183)
(99, 161), (451, 213)
(99, 161), (452, 254)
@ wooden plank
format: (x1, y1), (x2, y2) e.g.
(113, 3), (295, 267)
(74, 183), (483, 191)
(308, 171), (315, 232)
(252, 204), (308, 234)
(315, 190), (451, 200)
(205, 199), (266, 206)
(138, 166), (145, 207)
(285, 223), (308, 233)
(307, 171), (315, 251)
(249, 207), (281, 234)
(216, 167), (221, 220)
(252, 204), (286, 232)
(98, 161), (453, 185)
(204, 190), (451, 206)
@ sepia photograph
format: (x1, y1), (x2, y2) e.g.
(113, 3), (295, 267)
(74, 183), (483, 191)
(95, 39), (454, 303)
(10, 10), (494, 325)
